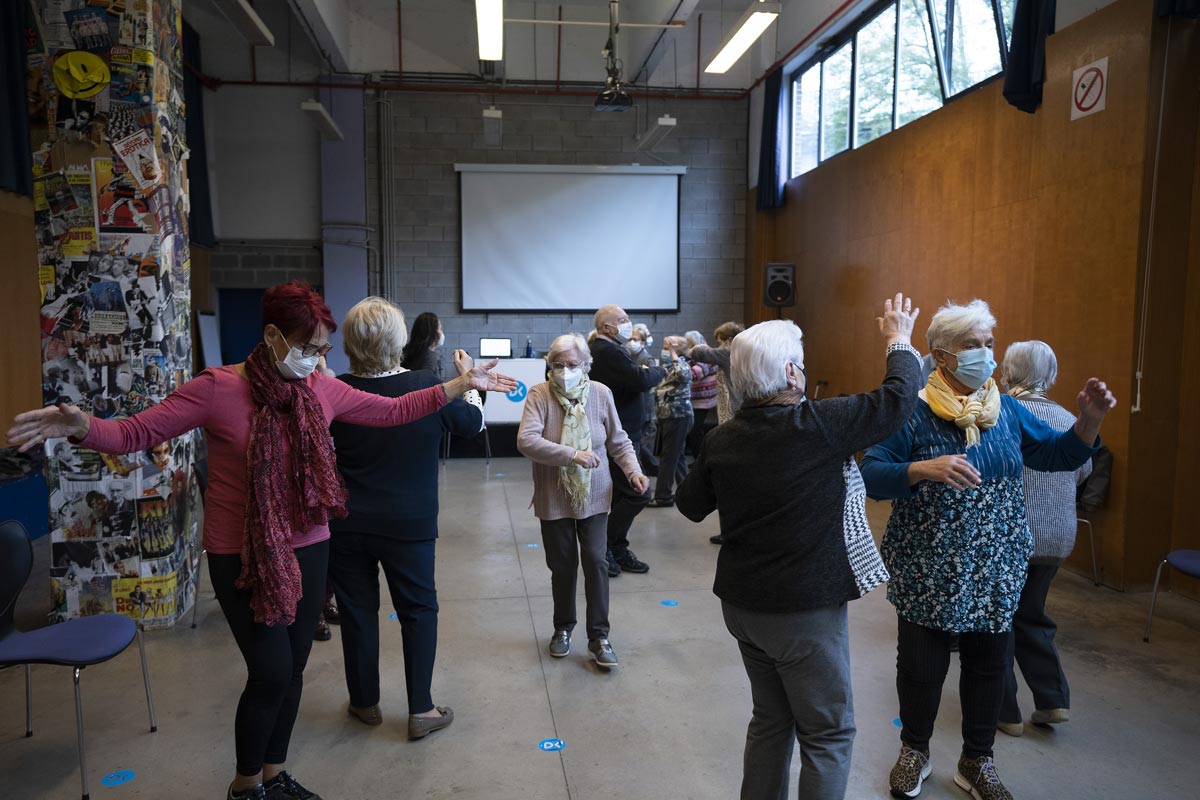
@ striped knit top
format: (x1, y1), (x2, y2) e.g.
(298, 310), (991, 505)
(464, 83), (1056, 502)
(1014, 396), (1093, 562)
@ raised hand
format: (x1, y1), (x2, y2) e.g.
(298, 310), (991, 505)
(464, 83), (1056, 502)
(7, 403), (91, 453)
(878, 292), (920, 344)
(466, 359), (519, 393)
(1077, 378), (1116, 425)
(453, 349), (475, 377)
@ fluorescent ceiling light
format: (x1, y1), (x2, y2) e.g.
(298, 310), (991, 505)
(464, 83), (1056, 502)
(214, 0), (275, 47)
(636, 115), (677, 151)
(301, 99), (344, 141)
(476, 0), (504, 61)
(704, 2), (779, 74)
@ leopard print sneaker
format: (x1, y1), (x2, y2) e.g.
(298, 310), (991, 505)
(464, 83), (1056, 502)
(889, 744), (932, 798)
(954, 755), (1014, 800)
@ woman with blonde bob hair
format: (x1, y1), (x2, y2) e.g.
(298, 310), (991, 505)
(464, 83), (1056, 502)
(862, 300), (1115, 800)
(517, 333), (648, 668)
(327, 297), (485, 741)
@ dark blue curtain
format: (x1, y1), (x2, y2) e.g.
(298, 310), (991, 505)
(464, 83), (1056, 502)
(1, 0), (33, 195)
(1158, 0), (1200, 16)
(183, 21), (215, 246)
(1003, 0), (1057, 114)
(756, 67), (786, 210)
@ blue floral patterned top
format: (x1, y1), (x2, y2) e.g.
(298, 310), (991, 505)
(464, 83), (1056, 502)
(861, 395), (1096, 633)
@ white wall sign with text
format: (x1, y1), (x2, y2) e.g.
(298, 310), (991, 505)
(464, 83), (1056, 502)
(1071, 57), (1108, 121)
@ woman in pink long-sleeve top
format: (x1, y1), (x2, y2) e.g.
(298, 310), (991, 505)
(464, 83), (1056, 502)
(517, 333), (648, 671)
(9, 282), (517, 800)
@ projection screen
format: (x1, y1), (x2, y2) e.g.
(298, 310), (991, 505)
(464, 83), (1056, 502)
(456, 164), (685, 313)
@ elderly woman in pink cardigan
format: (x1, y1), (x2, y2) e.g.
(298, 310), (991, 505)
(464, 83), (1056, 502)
(518, 333), (648, 669)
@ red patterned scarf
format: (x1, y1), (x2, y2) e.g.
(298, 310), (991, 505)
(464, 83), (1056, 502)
(237, 343), (347, 626)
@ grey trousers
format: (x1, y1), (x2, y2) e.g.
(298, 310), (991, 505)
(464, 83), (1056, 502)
(541, 514), (610, 641)
(722, 601), (855, 800)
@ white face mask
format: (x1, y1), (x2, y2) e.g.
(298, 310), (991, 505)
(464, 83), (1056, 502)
(272, 334), (320, 380)
(626, 341), (644, 354)
(436, 331), (445, 347)
(613, 321), (633, 342)
(552, 367), (583, 392)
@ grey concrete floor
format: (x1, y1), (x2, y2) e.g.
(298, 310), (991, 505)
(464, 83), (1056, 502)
(3, 457), (1200, 800)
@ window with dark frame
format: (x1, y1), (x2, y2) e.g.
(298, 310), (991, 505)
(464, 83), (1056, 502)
(789, 0), (1011, 179)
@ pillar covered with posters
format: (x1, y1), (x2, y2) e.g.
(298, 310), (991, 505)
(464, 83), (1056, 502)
(24, 0), (198, 629)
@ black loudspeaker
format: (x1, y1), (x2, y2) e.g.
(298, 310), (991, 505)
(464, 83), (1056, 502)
(764, 263), (796, 307)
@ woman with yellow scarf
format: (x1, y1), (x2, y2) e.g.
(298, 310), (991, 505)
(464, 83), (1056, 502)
(861, 300), (1116, 800)
(517, 333), (648, 669)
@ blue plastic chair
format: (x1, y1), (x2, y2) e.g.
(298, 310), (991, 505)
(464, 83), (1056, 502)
(0, 519), (157, 800)
(1143, 549), (1200, 642)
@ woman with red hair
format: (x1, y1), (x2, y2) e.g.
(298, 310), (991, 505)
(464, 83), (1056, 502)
(8, 282), (517, 800)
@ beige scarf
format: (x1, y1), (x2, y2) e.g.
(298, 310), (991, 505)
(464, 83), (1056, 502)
(925, 369), (1001, 448)
(550, 375), (592, 512)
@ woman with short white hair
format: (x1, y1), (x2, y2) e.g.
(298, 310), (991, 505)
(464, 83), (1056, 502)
(328, 296), (484, 740)
(996, 340), (1092, 738)
(517, 333), (648, 668)
(677, 295), (923, 800)
(862, 300), (1116, 800)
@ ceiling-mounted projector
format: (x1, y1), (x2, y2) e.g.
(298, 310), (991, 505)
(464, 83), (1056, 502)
(595, 79), (633, 112)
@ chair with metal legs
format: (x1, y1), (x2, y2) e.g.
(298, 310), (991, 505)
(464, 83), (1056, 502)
(0, 519), (157, 800)
(1077, 517), (1100, 586)
(1143, 549), (1200, 643)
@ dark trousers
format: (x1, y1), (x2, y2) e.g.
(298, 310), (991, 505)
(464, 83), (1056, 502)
(328, 532), (438, 714)
(541, 514), (610, 641)
(654, 413), (693, 501)
(723, 602), (855, 800)
(686, 406), (711, 456)
(607, 444), (650, 553)
(208, 540), (328, 777)
(1001, 563), (1069, 722)
(895, 616), (1009, 759)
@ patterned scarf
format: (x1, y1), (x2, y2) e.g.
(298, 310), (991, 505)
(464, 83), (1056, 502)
(238, 344), (347, 626)
(550, 374), (592, 512)
(925, 369), (1001, 448)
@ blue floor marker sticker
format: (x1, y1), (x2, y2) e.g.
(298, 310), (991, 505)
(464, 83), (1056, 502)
(495, 473), (506, 477)
(526, 543), (540, 548)
(660, 599), (680, 607)
(388, 613), (398, 620)
(892, 718), (902, 728)
(538, 738), (566, 752)
(101, 771), (135, 787)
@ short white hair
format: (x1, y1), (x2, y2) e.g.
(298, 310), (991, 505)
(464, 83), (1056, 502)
(926, 299), (997, 352)
(684, 330), (707, 349)
(730, 320), (804, 401)
(1001, 340), (1058, 394)
(342, 296), (407, 374)
(593, 304), (624, 331)
(546, 333), (592, 371)
(632, 323), (650, 339)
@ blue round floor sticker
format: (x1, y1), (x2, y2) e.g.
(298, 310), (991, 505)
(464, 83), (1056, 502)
(526, 543), (540, 548)
(101, 770), (135, 787)
(388, 613), (398, 620)
(538, 738), (565, 752)
(506, 382), (527, 402)
(892, 718), (902, 728)
(660, 599), (679, 607)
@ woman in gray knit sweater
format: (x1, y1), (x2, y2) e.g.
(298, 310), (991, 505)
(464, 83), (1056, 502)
(997, 340), (1093, 737)
(517, 333), (649, 669)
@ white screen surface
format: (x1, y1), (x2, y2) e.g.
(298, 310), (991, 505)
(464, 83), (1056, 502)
(458, 165), (682, 312)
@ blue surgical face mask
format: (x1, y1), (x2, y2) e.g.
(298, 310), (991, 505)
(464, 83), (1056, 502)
(661, 350), (673, 362)
(947, 346), (996, 391)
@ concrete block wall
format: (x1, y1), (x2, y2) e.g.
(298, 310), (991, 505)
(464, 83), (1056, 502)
(365, 91), (748, 358)
(208, 242), (325, 289)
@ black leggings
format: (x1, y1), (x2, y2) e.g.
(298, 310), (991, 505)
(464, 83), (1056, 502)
(208, 540), (329, 777)
(895, 616), (1009, 759)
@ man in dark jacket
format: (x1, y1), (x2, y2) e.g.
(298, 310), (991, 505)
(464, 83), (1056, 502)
(588, 304), (666, 576)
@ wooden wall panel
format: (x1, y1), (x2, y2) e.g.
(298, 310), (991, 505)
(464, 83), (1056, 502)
(0, 192), (42, 429)
(745, 0), (1174, 589)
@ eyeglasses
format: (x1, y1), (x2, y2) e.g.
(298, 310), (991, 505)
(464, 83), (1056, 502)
(299, 342), (334, 358)
(550, 362), (582, 371)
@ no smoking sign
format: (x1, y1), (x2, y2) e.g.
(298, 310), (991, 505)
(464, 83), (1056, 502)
(1071, 57), (1108, 121)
